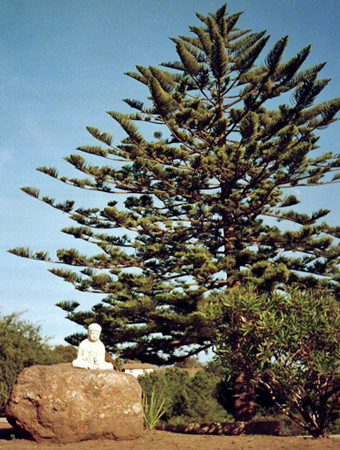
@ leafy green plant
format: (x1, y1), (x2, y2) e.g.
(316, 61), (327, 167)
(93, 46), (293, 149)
(0, 382), (9, 412)
(202, 286), (340, 437)
(0, 313), (61, 412)
(142, 388), (168, 429)
(138, 367), (229, 424)
(138, 368), (190, 421)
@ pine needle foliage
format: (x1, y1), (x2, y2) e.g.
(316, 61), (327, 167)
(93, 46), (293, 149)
(9, 5), (340, 366)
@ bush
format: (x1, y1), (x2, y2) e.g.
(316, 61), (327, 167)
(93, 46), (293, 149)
(50, 344), (77, 362)
(138, 367), (229, 424)
(204, 287), (340, 437)
(0, 313), (61, 411)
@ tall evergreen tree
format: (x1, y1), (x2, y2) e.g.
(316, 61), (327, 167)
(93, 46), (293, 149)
(10, 4), (340, 370)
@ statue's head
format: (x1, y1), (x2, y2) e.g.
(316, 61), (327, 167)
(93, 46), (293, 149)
(88, 323), (102, 342)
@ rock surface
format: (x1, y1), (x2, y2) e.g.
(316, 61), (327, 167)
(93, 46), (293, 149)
(5, 364), (143, 443)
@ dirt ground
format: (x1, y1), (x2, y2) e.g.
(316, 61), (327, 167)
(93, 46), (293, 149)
(1, 419), (339, 450)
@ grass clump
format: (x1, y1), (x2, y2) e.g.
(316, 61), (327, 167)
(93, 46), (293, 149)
(142, 388), (168, 429)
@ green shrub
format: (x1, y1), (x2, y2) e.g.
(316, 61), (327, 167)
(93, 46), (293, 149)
(203, 287), (340, 437)
(0, 313), (61, 411)
(138, 367), (229, 424)
(50, 344), (77, 362)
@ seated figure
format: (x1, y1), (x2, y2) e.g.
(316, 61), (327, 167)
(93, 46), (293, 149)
(72, 323), (113, 370)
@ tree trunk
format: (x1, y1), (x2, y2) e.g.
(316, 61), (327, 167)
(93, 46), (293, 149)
(233, 370), (256, 422)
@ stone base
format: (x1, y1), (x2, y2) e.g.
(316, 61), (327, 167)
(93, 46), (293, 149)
(5, 364), (143, 443)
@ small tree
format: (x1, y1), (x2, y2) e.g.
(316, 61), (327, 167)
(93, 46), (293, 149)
(202, 286), (340, 437)
(0, 313), (61, 411)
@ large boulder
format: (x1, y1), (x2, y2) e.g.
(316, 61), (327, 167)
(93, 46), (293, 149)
(5, 364), (143, 443)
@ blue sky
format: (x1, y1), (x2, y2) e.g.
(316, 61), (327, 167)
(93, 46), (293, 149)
(2, 0), (340, 348)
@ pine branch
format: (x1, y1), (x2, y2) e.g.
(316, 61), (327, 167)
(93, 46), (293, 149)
(86, 126), (113, 146)
(149, 66), (178, 93)
(8, 247), (51, 261)
(175, 41), (201, 76)
(107, 111), (144, 144)
(148, 77), (179, 115)
(265, 36), (289, 75)
(273, 45), (311, 84)
(210, 32), (229, 79)
(122, 98), (144, 111)
(188, 26), (212, 55)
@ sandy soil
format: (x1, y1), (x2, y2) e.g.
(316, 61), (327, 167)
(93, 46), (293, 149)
(1, 419), (339, 450)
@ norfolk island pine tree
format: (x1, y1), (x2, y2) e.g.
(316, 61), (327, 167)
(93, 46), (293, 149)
(9, 4), (340, 420)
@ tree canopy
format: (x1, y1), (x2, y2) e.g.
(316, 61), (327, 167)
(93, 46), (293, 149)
(9, 4), (340, 365)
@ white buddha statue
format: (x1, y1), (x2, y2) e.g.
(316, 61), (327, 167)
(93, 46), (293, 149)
(72, 323), (114, 370)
